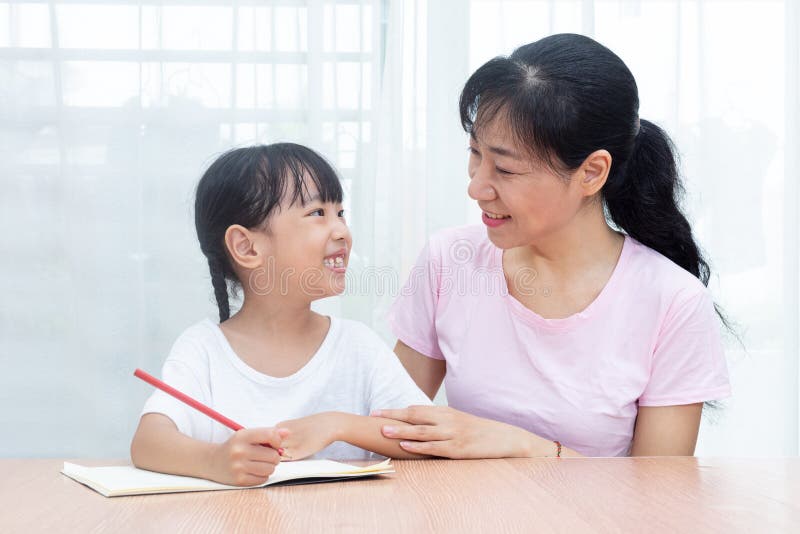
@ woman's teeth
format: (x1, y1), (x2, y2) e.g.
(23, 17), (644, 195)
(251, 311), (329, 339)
(485, 212), (511, 219)
(324, 256), (345, 269)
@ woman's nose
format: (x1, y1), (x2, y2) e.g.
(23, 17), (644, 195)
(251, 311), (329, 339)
(468, 168), (496, 201)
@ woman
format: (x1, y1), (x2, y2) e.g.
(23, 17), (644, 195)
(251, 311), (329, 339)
(372, 33), (731, 458)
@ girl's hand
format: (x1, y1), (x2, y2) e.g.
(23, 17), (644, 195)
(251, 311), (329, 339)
(208, 427), (288, 486)
(371, 405), (543, 459)
(276, 412), (342, 461)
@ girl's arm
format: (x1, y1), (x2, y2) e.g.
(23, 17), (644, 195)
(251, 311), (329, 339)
(277, 412), (429, 460)
(131, 413), (286, 485)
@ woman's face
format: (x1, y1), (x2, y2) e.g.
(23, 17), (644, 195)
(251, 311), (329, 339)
(467, 115), (586, 250)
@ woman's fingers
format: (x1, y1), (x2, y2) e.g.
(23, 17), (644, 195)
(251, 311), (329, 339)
(371, 405), (443, 425)
(398, 440), (452, 458)
(382, 424), (449, 441)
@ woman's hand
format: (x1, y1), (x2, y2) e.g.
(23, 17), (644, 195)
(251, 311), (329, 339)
(207, 427), (288, 486)
(276, 412), (342, 461)
(371, 405), (548, 459)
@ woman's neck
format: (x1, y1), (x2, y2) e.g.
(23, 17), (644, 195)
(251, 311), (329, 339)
(514, 203), (624, 280)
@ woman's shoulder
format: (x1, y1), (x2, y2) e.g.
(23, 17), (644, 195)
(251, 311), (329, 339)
(624, 236), (712, 305)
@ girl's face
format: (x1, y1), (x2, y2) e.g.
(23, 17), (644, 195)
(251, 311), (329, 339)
(466, 114), (587, 250)
(250, 181), (352, 302)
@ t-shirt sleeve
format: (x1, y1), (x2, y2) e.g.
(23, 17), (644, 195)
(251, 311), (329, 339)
(638, 289), (732, 406)
(388, 238), (445, 360)
(140, 336), (214, 441)
(366, 338), (433, 411)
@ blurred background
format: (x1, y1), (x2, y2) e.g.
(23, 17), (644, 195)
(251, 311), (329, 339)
(1, 0), (797, 458)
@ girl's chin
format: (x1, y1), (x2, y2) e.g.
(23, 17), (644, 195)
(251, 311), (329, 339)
(318, 278), (347, 298)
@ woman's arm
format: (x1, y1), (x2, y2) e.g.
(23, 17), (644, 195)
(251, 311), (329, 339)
(630, 403), (703, 456)
(386, 342), (581, 458)
(131, 413), (285, 485)
(372, 405), (583, 458)
(394, 340), (447, 400)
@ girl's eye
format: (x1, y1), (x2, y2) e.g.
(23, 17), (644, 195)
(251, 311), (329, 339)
(309, 208), (324, 216)
(338, 209), (346, 218)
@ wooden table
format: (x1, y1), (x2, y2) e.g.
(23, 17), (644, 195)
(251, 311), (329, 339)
(2, 457), (798, 533)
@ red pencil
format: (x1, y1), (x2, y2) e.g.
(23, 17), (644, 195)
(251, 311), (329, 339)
(133, 368), (285, 456)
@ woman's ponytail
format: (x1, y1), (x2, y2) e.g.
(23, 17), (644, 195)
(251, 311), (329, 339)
(604, 119), (709, 285)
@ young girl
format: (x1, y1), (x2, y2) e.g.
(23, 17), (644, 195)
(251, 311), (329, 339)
(131, 143), (430, 486)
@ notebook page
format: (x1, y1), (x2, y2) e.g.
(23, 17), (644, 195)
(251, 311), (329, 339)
(62, 459), (394, 497)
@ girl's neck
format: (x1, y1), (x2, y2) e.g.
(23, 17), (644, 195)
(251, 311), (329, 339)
(225, 294), (321, 339)
(218, 294), (330, 378)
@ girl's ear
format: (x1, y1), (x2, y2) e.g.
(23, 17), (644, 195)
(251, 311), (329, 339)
(224, 225), (263, 270)
(578, 149), (612, 197)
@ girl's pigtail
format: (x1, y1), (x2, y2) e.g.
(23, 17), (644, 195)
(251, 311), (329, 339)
(208, 257), (231, 322)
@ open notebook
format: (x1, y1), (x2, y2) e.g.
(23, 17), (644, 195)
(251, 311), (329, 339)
(62, 458), (394, 497)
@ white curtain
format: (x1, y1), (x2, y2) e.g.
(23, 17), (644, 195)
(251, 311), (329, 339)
(1, 0), (797, 458)
(0, 0), (383, 457)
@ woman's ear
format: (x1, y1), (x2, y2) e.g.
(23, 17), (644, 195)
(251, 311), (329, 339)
(224, 225), (263, 270)
(579, 149), (612, 196)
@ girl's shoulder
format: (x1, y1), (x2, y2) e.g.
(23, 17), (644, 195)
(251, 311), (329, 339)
(164, 318), (223, 366)
(332, 317), (389, 349)
(329, 318), (396, 364)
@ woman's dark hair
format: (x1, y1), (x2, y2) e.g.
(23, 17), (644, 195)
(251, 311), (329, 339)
(194, 143), (343, 322)
(460, 33), (732, 329)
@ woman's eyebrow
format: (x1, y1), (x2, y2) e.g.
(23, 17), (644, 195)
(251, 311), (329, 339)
(487, 145), (522, 160)
(469, 132), (523, 160)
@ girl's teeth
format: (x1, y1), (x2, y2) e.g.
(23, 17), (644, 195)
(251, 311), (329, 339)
(324, 256), (345, 269)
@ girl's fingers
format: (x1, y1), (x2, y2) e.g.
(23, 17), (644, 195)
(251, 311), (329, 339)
(382, 424), (449, 442)
(245, 459), (279, 479)
(247, 427), (285, 448)
(248, 444), (282, 464)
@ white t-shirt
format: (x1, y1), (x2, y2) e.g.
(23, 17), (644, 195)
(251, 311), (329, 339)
(141, 316), (431, 460)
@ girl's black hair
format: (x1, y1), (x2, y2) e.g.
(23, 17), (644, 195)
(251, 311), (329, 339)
(194, 143), (343, 322)
(460, 33), (732, 329)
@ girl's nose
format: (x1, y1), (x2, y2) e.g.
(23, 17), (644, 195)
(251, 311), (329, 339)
(331, 217), (349, 241)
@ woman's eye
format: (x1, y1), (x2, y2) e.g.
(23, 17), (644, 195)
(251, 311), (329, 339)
(468, 146), (480, 156)
(496, 167), (513, 175)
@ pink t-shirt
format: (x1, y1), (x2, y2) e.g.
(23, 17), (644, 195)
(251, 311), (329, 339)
(389, 225), (731, 457)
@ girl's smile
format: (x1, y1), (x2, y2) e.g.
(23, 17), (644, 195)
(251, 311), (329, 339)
(323, 248), (348, 273)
